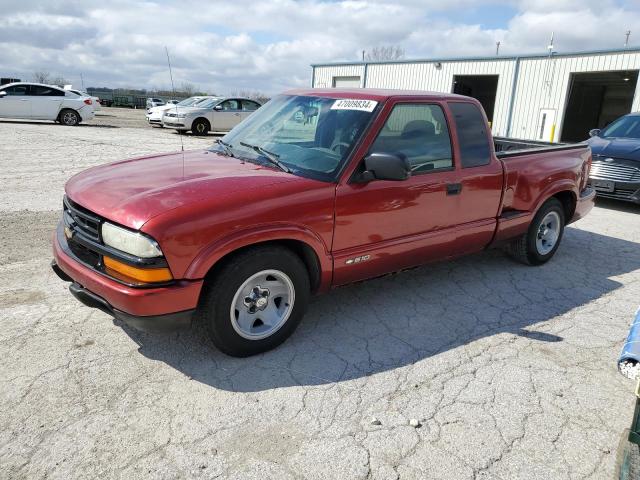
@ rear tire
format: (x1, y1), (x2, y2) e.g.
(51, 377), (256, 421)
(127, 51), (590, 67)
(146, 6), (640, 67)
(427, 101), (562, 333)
(192, 118), (210, 136)
(198, 246), (310, 357)
(506, 197), (565, 265)
(616, 429), (640, 480)
(59, 109), (80, 126)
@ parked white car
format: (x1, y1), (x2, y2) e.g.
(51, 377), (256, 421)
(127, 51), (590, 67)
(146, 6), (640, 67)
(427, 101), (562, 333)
(65, 87), (101, 111)
(146, 98), (165, 109)
(163, 97), (262, 135)
(0, 82), (95, 126)
(146, 96), (213, 127)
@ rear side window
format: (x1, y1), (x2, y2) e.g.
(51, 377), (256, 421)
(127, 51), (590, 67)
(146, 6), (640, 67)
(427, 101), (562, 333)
(449, 102), (491, 168)
(31, 86), (64, 96)
(242, 100), (260, 111)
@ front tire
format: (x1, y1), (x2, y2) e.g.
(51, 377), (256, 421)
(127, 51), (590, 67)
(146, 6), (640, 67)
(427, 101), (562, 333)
(191, 118), (210, 136)
(59, 109), (80, 126)
(199, 246), (310, 357)
(616, 429), (640, 480)
(506, 197), (565, 265)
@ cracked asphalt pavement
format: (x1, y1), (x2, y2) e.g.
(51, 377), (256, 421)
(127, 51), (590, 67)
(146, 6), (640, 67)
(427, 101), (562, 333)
(1, 110), (640, 479)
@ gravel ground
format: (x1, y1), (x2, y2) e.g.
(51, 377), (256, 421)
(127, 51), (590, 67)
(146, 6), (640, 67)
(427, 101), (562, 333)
(1, 109), (640, 479)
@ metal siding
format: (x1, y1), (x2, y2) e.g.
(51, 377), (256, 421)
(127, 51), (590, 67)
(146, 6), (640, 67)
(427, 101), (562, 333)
(312, 51), (640, 141)
(313, 65), (365, 89)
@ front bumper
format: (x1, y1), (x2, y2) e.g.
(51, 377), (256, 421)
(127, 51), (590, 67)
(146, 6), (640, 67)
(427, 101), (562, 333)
(52, 223), (202, 332)
(570, 186), (596, 223)
(588, 178), (640, 204)
(163, 118), (191, 130)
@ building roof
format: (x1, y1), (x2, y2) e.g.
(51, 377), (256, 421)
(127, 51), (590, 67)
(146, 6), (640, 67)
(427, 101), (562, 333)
(284, 88), (469, 101)
(311, 46), (640, 68)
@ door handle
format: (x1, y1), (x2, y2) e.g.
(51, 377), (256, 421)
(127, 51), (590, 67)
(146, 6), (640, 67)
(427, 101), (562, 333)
(20, 99), (29, 101)
(446, 183), (462, 195)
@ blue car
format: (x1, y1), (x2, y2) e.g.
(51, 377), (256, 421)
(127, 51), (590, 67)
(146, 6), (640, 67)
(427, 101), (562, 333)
(617, 308), (640, 478)
(587, 113), (640, 204)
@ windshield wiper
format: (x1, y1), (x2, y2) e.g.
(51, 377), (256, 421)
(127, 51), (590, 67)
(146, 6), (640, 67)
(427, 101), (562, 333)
(239, 142), (291, 173)
(216, 139), (235, 157)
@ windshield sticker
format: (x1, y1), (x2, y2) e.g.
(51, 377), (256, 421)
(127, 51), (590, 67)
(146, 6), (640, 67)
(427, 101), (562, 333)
(330, 99), (378, 112)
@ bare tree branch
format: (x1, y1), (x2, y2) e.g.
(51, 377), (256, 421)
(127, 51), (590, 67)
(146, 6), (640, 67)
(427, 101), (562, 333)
(364, 46), (405, 62)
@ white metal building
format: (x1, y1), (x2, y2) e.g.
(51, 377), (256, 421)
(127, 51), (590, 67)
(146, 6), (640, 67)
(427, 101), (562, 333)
(311, 48), (640, 143)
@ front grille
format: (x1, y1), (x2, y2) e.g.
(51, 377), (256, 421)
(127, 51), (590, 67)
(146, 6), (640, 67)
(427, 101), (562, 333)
(590, 159), (640, 182)
(597, 188), (639, 200)
(63, 196), (101, 242)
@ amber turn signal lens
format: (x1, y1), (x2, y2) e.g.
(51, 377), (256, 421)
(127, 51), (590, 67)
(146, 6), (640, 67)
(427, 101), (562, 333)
(103, 256), (173, 283)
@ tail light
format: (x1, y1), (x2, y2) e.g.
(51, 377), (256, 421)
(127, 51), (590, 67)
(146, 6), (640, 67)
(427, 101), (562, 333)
(84, 98), (93, 105)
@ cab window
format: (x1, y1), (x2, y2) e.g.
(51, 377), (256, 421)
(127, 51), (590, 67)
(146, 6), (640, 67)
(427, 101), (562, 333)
(370, 103), (453, 174)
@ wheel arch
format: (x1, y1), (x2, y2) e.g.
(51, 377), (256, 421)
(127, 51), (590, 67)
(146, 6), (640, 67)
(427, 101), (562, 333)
(532, 181), (577, 222)
(185, 228), (332, 294)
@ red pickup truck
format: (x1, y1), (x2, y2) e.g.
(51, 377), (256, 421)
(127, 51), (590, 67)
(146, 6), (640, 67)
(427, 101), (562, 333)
(52, 89), (595, 356)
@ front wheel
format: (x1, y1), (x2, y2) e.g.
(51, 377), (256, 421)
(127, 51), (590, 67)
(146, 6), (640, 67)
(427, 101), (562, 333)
(506, 197), (565, 265)
(616, 429), (640, 480)
(191, 118), (210, 136)
(199, 246), (310, 357)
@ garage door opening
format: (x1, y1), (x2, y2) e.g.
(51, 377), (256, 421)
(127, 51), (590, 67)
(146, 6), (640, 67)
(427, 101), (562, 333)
(561, 70), (639, 142)
(452, 75), (499, 124)
(332, 76), (361, 88)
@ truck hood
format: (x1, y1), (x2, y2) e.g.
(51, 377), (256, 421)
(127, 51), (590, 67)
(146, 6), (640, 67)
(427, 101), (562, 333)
(587, 136), (640, 161)
(65, 150), (300, 230)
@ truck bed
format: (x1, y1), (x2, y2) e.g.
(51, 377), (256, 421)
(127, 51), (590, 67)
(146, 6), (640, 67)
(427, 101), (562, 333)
(494, 136), (590, 156)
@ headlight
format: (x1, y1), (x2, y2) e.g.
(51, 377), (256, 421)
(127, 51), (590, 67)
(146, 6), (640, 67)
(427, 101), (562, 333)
(176, 113), (187, 118)
(101, 222), (162, 258)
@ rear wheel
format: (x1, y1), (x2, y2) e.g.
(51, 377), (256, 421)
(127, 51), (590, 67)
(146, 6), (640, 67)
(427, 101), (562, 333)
(616, 429), (640, 480)
(506, 197), (565, 265)
(192, 118), (210, 136)
(59, 109), (80, 126)
(199, 246), (310, 357)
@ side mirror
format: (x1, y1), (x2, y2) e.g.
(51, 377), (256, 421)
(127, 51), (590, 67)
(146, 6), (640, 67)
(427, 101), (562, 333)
(589, 128), (601, 137)
(214, 105), (223, 111)
(359, 152), (411, 182)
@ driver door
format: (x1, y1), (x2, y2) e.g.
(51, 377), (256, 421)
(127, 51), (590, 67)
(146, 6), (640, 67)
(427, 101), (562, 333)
(332, 101), (461, 285)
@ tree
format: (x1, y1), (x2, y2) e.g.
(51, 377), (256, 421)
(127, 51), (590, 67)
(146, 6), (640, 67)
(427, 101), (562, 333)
(32, 71), (51, 84)
(50, 75), (67, 86)
(364, 46), (405, 62)
(32, 71), (67, 86)
(230, 90), (270, 104)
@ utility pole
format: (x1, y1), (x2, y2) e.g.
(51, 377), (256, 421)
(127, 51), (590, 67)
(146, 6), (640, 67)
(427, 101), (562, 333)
(625, 30), (631, 49)
(80, 73), (84, 91)
(496, 41), (501, 56)
(362, 50), (365, 62)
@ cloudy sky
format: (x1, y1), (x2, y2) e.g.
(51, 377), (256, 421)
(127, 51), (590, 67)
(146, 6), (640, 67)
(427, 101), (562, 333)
(0, 0), (639, 94)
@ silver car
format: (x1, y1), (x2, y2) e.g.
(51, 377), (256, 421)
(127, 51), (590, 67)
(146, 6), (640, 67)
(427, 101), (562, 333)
(163, 97), (262, 135)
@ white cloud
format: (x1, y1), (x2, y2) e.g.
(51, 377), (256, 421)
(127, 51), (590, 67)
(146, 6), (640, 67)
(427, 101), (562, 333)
(0, 0), (638, 94)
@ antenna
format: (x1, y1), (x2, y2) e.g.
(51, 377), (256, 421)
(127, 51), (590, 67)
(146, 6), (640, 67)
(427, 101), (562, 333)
(165, 46), (185, 177)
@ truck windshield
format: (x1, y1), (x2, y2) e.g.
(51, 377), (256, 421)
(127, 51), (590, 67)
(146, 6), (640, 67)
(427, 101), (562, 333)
(600, 115), (640, 139)
(212, 94), (378, 181)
